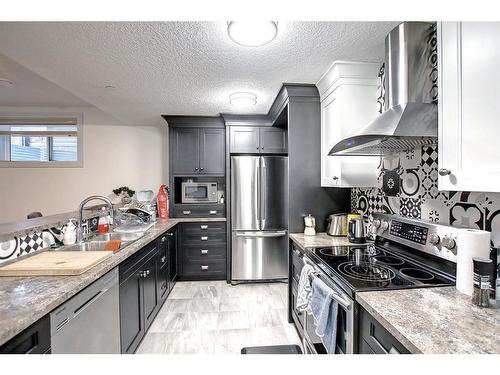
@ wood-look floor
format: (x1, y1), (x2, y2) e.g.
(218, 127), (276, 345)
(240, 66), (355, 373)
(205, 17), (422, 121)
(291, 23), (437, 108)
(137, 280), (302, 354)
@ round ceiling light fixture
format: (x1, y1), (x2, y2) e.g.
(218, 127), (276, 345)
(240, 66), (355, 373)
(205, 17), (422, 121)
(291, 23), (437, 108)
(227, 21), (278, 47)
(0, 78), (14, 87)
(229, 92), (257, 108)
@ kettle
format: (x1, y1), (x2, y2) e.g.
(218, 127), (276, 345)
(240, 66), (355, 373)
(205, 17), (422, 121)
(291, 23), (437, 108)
(326, 213), (348, 236)
(348, 218), (366, 244)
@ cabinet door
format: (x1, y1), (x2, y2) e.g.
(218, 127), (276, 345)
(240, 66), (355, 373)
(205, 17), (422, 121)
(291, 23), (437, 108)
(438, 22), (500, 192)
(259, 127), (287, 154)
(321, 92), (342, 187)
(0, 315), (51, 354)
(143, 255), (160, 330)
(119, 271), (144, 354)
(199, 128), (225, 174)
(171, 128), (200, 174)
(229, 126), (260, 153)
(167, 229), (177, 289)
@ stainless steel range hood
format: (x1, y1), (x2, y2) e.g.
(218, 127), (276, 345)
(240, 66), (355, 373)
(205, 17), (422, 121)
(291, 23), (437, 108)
(329, 22), (437, 156)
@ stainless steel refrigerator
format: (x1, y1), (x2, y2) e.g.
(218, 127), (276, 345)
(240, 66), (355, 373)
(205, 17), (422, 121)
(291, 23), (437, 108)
(231, 155), (288, 282)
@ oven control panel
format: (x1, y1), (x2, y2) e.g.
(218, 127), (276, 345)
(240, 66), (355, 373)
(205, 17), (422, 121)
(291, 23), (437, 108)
(370, 213), (477, 263)
(389, 221), (429, 245)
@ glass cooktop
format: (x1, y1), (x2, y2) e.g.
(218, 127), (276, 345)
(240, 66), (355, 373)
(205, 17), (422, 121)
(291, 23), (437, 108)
(308, 244), (455, 295)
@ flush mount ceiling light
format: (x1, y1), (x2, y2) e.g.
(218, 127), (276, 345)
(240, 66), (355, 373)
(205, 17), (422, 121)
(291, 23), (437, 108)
(229, 92), (257, 108)
(0, 79), (14, 87)
(227, 21), (278, 47)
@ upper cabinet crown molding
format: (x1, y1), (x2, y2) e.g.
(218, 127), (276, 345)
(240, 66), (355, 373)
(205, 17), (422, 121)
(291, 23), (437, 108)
(438, 22), (500, 192)
(317, 61), (381, 188)
(162, 115), (225, 128)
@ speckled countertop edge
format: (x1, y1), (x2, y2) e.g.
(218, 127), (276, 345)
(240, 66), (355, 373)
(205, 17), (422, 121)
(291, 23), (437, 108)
(0, 217), (226, 346)
(356, 287), (500, 354)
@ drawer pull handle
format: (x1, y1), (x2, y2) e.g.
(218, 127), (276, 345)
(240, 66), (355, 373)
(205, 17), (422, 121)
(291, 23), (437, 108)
(201, 265), (209, 270)
(201, 249), (208, 255)
(200, 225), (208, 230)
(183, 210), (191, 215)
(161, 256), (166, 263)
(161, 236), (166, 243)
(201, 236), (208, 241)
(209, 210), (217, 215)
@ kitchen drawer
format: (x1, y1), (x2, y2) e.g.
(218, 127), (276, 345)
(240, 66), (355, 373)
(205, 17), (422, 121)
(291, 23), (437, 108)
(358, 307), (410, 354)
(182, 222), (226, 235)
(183, 244), (226, 261)
(174, 207), (224, 218)
(182, 232), (226, 246)
(182, 259), (226, 278)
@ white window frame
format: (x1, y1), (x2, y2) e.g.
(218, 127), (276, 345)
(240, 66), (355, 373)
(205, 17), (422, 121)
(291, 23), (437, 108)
(0, 113), (83, 168)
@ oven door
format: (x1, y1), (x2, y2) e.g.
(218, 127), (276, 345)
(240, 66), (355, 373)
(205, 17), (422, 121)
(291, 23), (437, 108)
(302, 260), (354, 354)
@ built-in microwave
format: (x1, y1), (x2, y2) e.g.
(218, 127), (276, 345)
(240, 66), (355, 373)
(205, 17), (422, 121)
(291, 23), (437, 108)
(181, 182), (218, 204)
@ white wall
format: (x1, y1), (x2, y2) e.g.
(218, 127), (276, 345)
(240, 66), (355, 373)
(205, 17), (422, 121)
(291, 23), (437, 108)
(0, 106), (168, 223)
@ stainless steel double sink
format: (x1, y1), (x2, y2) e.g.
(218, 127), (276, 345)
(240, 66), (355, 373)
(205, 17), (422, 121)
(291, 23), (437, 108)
(54, 232), (144, 252)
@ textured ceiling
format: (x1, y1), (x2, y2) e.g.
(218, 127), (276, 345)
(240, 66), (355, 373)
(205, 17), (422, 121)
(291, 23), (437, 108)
(0, 22), (400, 126)
(0, 53), (90, 108)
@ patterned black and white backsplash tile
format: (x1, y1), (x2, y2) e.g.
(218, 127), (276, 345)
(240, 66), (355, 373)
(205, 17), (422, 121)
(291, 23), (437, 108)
(352, 145), (500, 246)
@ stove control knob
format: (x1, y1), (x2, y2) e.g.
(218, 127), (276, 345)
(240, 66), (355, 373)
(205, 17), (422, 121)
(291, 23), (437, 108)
(372, 219), (381, 228)
(380, 221), (389, 231)
(429, 233), (440, 245)
(442, 236), (456, 250)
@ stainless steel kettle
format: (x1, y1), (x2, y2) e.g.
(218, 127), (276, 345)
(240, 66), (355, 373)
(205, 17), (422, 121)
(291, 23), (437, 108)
(348, 218), (366, 244)
(326, 213), (348, 236)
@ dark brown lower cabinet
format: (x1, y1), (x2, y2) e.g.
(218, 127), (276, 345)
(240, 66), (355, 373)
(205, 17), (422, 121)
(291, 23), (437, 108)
(0, 315), (51, 354)
(119, 243), (160, 354)
(358, 306), (410, 354)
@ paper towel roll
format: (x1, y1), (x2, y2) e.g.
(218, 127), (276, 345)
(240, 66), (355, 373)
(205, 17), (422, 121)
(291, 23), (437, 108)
(456, 229), (491, 296)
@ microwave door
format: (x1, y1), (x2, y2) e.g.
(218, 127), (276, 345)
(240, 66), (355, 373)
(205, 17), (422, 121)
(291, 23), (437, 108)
(231, 156), (260, 230)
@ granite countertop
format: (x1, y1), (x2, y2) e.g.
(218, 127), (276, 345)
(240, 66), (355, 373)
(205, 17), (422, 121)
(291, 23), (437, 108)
(0, 217), (226, 347)
(357, 287), (500, 354)
(289, 232), (371, 249)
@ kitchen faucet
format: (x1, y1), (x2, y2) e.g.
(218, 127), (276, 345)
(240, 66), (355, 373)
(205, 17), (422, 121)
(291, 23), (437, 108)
(77, 195), (115, 243)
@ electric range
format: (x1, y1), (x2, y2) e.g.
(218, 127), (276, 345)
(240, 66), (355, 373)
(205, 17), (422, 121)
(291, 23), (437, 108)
(299, 213), (463, 354)
(304, 213), (459, 298)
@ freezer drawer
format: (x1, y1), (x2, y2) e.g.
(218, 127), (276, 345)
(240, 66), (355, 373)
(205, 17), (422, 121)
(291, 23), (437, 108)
(231, 231), (288, 281)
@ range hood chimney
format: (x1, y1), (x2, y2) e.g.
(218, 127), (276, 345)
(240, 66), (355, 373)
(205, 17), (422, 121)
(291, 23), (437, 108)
(329, 22), (437, 156)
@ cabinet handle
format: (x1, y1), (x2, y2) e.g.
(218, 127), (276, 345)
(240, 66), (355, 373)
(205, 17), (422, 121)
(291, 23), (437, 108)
(332, 176), (339, 180)
(256, 147), (259, 150)
(200, 167), (204, 171)
(161, 236), (166, 243)
(183, 210), (191, 215)
(261, 147), (264, 150)
(194, 167), (198, 171)
(438, 168), (451, 176)
(146, 270), (150, 275)
(209, 210), (217, 215)
(167, 232), (174, 237)
(201, 236), (208, 241)
(161, 256), (166, 263)
(200, 225), (208, 230)
(139, 271), (147, 278)
(201, 249), (208, 255)
(201, 265), (209, 270)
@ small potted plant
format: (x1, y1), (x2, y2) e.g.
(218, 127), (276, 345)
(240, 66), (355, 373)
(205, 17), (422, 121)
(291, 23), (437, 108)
(112, 186), (136, 204)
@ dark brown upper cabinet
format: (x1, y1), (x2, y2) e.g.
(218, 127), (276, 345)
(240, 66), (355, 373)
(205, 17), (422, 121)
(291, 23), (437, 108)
(229, 126), (287, 154)
(171, 127), (225, 175)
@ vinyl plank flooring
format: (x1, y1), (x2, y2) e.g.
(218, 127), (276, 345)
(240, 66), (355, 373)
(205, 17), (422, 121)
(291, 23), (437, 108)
(137, 281), (301, 354)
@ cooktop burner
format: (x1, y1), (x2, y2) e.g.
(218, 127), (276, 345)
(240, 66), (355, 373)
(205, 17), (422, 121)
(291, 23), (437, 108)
(338, 261), (395, 282)
(399, 268), (435, 281)
(371, 254), (404, 266)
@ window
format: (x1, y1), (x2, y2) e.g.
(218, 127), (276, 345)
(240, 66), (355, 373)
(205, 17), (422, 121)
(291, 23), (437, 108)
(0, 114), (82, 167)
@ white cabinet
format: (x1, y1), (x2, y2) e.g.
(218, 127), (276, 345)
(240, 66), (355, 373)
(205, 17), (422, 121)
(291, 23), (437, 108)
(317, 61), (380, 187)
(438, 22), (500, 192)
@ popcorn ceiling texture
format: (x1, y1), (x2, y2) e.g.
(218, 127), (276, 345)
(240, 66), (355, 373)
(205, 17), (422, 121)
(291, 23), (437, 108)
(0, 22), (399, 125)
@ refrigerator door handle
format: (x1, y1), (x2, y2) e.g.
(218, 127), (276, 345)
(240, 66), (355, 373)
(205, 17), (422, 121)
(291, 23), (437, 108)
(260, 157), (267, 230)
(235, 231), (288, 238)
(255, 158), (261, 228)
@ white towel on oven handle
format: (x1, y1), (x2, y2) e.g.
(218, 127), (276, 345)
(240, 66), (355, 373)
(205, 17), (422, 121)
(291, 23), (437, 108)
(296, 264), (314, 312)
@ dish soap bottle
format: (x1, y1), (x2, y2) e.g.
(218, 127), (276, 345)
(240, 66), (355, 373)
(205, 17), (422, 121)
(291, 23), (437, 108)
(62, 219), (77, 245)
